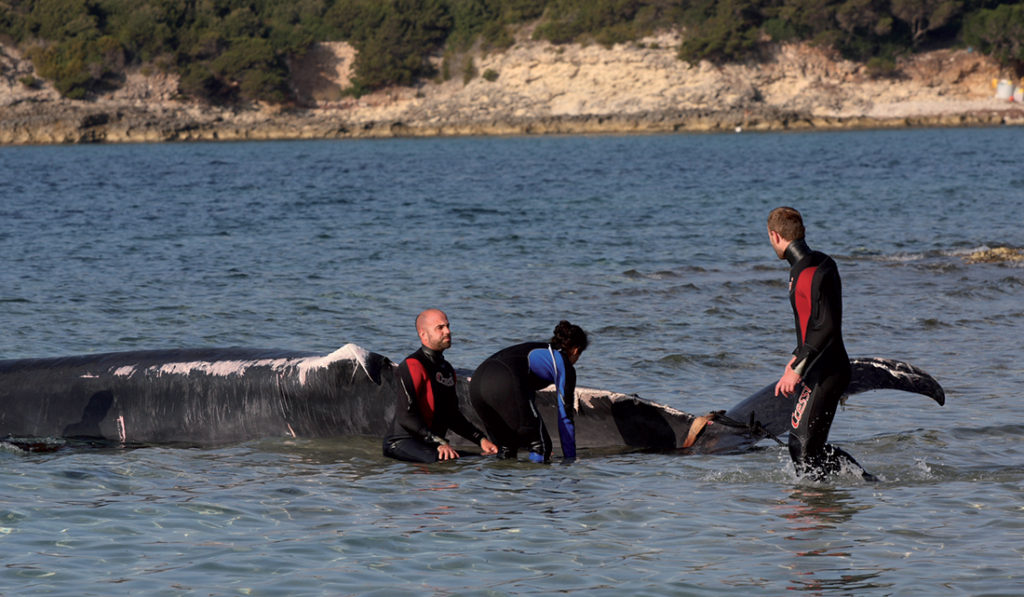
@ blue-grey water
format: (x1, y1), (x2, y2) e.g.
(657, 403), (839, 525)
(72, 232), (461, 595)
(1, 127), (1022, 595)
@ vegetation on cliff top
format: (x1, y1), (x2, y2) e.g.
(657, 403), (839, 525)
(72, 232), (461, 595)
(1, 0), (1022, 103)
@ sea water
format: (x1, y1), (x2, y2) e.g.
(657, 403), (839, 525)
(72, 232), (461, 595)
(0, 127), (1022, 595)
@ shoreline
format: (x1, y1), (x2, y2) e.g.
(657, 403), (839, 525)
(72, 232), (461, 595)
(2, 102), (1021, 146)
(3, 36), (1024, 146)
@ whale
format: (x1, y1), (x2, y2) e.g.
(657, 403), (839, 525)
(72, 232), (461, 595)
(520, 356), (944, 454)
(0, 344), (944, 453)
(0, 344), (395, 447)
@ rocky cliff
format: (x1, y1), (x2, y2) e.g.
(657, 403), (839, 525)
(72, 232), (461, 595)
(2, 31), (1022, 145)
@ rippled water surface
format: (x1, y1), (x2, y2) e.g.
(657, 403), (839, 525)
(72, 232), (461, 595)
(1, 127), (1022, 595)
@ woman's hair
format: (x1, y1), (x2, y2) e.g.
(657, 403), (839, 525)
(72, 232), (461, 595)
(550, 320), (588, 352)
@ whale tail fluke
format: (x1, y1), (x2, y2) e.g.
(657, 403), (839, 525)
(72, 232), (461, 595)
(846, 357), (945, 406)
(716, 357), (946, 449)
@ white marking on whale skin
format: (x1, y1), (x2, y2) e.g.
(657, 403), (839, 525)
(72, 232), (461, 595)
(108, 356), (304, 380)
(105, 344), (382, 387)
(860, 358), (919, 382)
(295, 343), (377, 385)
(573, 387), (692, 417)
(534, 383), (582, 413)
(79, 374), (100, 379)
(153, 358), (303, 378)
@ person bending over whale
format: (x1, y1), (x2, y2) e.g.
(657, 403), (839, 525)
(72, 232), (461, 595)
(469, 321), (588, 462)
(767, 207), (870, 480)
(383, 309), (498, 463)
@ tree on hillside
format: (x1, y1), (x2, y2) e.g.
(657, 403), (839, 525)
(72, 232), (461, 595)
(678, 0), (766, 64)
(833, 0), (895, 59)
(342, 0), (452, 93)
(173, 3), (295, 103)
(891, 0), (962, 46)
(98, 1), (179, 64)
(533, 0), (647, 46)
(963, 2), (1024, 76)
(761, 0), (837, 44)
(21, 0), (126, 98)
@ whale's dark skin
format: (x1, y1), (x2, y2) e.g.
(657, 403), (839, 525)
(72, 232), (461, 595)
(0, 344), (396, 446)
(684, 357), (946, 454)
(516, 357), (944, 455)
(0, 345), (943, 454)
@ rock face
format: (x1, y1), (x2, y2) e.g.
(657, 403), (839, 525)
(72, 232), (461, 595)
(1, 32), (1022, 145)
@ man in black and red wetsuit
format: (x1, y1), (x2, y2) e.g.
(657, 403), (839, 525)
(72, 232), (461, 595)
(768, 207), (870, 480)
(383, 309), (498, 463)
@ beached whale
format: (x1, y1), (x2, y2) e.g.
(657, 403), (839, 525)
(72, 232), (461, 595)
(0, 344), (944, 453)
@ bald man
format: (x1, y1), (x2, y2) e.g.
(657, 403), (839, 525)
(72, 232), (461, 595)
(383, 309), (498, 463)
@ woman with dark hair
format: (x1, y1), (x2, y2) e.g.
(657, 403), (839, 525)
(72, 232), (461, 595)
(469, 321), (589, 462)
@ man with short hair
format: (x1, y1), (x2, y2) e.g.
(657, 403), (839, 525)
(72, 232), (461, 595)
(383, 309), (498, 463)
(767, 206), (869, 479)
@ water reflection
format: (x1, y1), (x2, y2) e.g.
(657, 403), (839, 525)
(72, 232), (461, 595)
(777, 487), (888, 594)
(780, 487), (859, 532)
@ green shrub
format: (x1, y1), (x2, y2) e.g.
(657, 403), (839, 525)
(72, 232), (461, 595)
(239, 68), (288, 103)
(105, 5), (176, 63)
(178, 63), (225, 100)
(865, 55), (899, 78)
(206, 37), (289, 102)
(500, 0), (547, 22)
(533, 0), (647, 45)
(448, 0), (500, 50)
(19, 75), (43, 88)
(440, 52), (453, 81)
(462, 56), (477, 83)
(348, 0), (453, 91)
(29, 0), (99, 40)
(762, 17), (799, 42)
(678, 0), (766, 65)
(964, 3), (1024, 76)
(480, 21), (515, 50)
(28, 41), (93, 98)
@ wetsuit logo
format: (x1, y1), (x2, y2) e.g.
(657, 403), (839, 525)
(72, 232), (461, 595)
(791, 385), (812, 429)
(435, 372), (455, 387)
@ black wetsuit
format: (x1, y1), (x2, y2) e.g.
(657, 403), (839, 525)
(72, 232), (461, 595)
(468, 342), (578, 462)
(784, 239), (856, 478)
(382, 346), (486, 463)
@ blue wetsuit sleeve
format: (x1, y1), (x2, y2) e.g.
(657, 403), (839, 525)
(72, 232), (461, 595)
(557, 363), (577, 460)
(528, 347), (577, 459)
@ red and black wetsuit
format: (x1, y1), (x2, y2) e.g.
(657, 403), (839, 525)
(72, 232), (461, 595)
(784, 238), (853, 477)
(382, 346), (486, 463)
